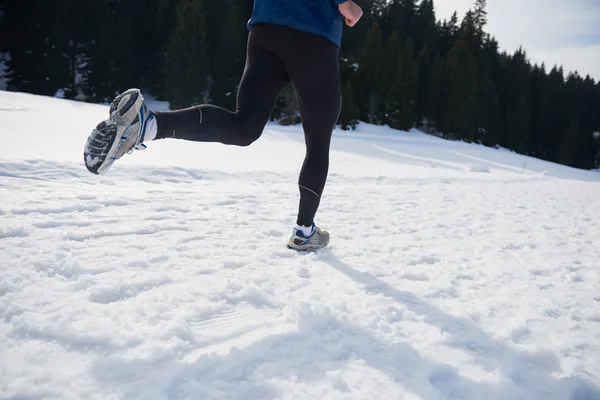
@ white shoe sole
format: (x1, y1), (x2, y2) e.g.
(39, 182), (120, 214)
(84, 89), (144, 175)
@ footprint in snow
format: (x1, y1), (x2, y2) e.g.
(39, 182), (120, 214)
(149, 255), (169, 263)
(427, 366), (457, 388)
(76, 194), (96, 200)
(454, 274), (474, 281)
(89, 287), (140, 304)
(0, 227), (29, 239)
(88, 279), (171, 304)
(511, 326), (532, 344)
(178, 235), (205, 244)
(544, 308), (562, 318)
(530, 269), (551, 277)
(215, 199), (238, 206)
(296, 266), (311, 278)
(33, 220), (92, 229)
(221, 260), (248, 269)
(401, 272), (429, 282)
(407, 256), (440, 266)
(126, 260), (150, 269)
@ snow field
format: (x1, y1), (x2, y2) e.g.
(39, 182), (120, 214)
(0, 90), (599, 399)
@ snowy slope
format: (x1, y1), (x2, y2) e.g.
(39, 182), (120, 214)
(1, 90), (600, 400)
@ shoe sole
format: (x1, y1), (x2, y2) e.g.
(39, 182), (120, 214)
(287, 245), (328, 252)
(84, 89), (144, 175)
(287, 235), (330, 252)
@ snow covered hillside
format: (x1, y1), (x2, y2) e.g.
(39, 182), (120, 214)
(1, 90), (600, 400)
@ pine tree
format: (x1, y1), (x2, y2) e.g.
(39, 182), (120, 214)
(415, 45), (432, 122)
(339, 81), (359, 130)
(459, 8), (484, 58)
(460, 10), (477, 40)
(47, 0), (92, 99)
(382, 30), (403, 97)
(558, 73), (584, 166)
(386, 38), (418, 130)
(473, 0), (488, 32)
(415, 0), (437, 53)
(341, 0), (384, 55)
(4, 0), (72, 96)
(594, 81), (600, 167)
(421, 54), (445, 135)
(120, 0), (176, 96)
(382, 0), (417, 41)
(274, 85), (300, 126)
(358, 22), (385, 124)
(437, 12), (459, 56)
(441, 39), (479, 141)
(210, 0), (247, 109)
(477, 35), (502, 145)
(547, 66), (567, 162)
(572, 75), (598, 169)
(528, 64), (552, 159)
(164, 0), (209, 109)
(481, 36), (500, 82)
(83, 1), (136, 102)
(500, 48), (531, 153)
(478, 76), (502, 145)
(369, 0), (389, 17)
(85, 24), (135, 102)
(203, 0), (227, 69)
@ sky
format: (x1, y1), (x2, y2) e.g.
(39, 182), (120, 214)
(434, 0), (600, 81)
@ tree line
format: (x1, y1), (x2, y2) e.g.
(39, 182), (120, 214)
(1, 0), (599, 169)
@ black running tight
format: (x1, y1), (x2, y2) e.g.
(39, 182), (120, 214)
(154, 23), (342, 227)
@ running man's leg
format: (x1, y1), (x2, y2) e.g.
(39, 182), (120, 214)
(275, 28), (342, 227)
(153, 31), (290, 146)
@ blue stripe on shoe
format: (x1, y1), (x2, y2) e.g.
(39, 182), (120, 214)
(138, 108), (146, 141)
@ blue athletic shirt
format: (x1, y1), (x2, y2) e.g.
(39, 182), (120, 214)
(247, 0), (348, 47)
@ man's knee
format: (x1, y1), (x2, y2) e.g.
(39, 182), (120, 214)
(227, 116), (264, 146)
(237, 126), (263, 146)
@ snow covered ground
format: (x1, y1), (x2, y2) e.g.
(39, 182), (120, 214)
(1, 90), (600, 400)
